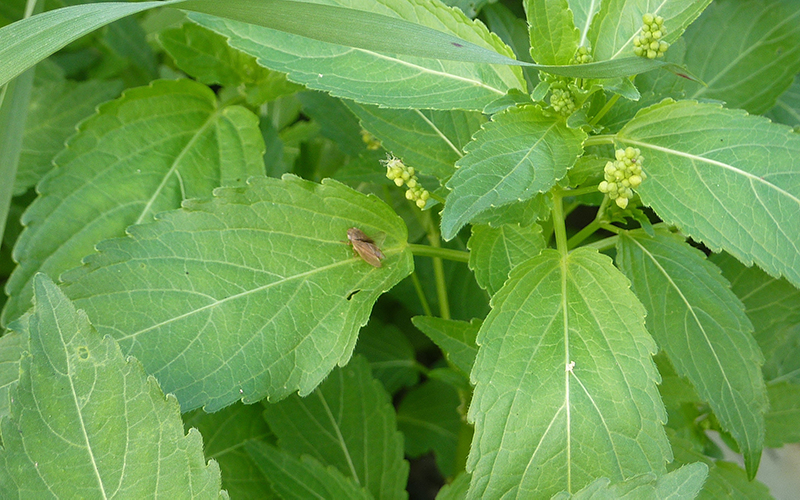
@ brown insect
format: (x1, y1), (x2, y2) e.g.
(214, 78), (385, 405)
(346, 227), (385, 267)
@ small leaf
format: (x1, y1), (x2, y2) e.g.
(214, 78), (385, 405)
(468, 248), (669, 498)
(616, 99), (800, 289)
(57, 176), (412, 412)
(3, 79), (265, 327)
(0, 274), (223, 498)
(246, 441), (371, 500)
(397, 379), (462, 477)
(345, 101), (485, 181)
(411, 316), (479, 376)
(554, 462), (708, 499)
(441, 105), (585, 240)
(588, 0), (712, 61)
(183, 403), (274, 498)
(263, 356), (408, 500)
(617, 230), (767, 477)
(525, 0), (579, 66)
(467, 222), (546, 296)
(436, 471), (471, 500)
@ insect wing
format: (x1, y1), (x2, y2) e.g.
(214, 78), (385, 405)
(347, 227), (385, 267)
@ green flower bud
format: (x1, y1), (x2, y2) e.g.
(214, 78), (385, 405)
(420, 190), (430, 201)
(405, 189), (415, 200)
(643, 13), (654, 25)
(406, 178), (418, 188)
(394, 178), (404, 187)
(616, 197), (629, 209)
(415, 198), (426, 209)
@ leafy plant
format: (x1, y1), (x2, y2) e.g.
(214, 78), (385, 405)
(0, 0), (798, 498)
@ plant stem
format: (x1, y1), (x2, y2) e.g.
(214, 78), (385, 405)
(427, 235), (451, 320)
(410, 271), (433, 317)
(589, 93), (621, 126)
(564, 185), (602, 197)
(583, 134), (616, 147)
(552, 191), (569, 256)
(583, 234), (619, 252)
(407, 244), (469, 263)
(567, 219), (602, 249)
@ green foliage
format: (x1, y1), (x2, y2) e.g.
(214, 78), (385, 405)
(0, 0), (799, 498)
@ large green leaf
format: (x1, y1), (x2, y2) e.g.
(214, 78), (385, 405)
(615, 99), (800, 289)
(710, 252), (800, 384)
(246, 441), (372, 500)
(617, 230), (767, 477)
(588, 0), (712, 61)
(764, 381), (800, 448)
(0, 332), (24, 420)
(441, 105), (585, 240)
(0, 275), (224, 498)
(17, 62), (122, 195)
(58, 176), (412, 412)
(354, 319), (420, 394)
(467, 248), (669, 498)
(467, 222), (546, 296)
(2, 79), (265, 327)
(525, 0), (579, 66)
(262, 356), (408, 500)
(183, 403), (274, 498)
(766, 75), (800, 128)
(568, 0), (601, 47)
(345, 102), (485, 181)
(680, 0), (800, 115)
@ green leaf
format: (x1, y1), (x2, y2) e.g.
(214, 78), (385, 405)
(345, 102), (485, 181)
(668, 432), (773, 500)
(3, 79), (265, 327)
(468, 248), (669, 498)
(554, 463), (708, 499)
(441, 105), (585, 240)
(615, 99), (800, 289)
(766, 75), (800, 128)
(56, 176), (412, 412)
(617, 230), (767, 478)
(0, 331), (24, 420)
(397, 379), (461, 477)
(568, 0), (601, 47)
(482, 3), (538, 89)
(183, 403), (274, 498)
(525, 0), (579, 66)
(709, 252), (800, 384)
(246, 441), (371, 500)
(0, 274), (223, 498)
(588, 0), (712, 61)
(187, 0), (525, 112)
(17, 63), (122, 195)
(467, 222), (546, 296)
(262, 356), (408, 500)
(297, 91), (366, 157)
(354, 319), (420, 394)
(158, 22), (302, 106)
(411, 316), (479, 376)
(680, 0), (800, 114)
(765, 381), (800, 448)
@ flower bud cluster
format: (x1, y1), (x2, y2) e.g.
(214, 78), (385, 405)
(361, 130), (382, 150)
(573, 46), (593, 64)
(383, 156), (430, 209)
(598, 147), (646, 209)
(633, 13), (669, 59)
(549, 87), (576, 116)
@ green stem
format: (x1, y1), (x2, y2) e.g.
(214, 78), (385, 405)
(428, 235), (451, 320)
(428, 192), (446, 204)
(583, 134), (616, 148)
(567, 219), (602, 249)
(407, 244), (470, 263)
(410, 271), (433, 317)
(589, 93), (621, 127)
(583, 234), (619, 252)
(599, 222), (622, 234)
(552, 191), (569, 256)
(563, 185), (601, 197)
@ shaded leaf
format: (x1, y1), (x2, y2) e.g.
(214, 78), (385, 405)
(354, 319), (420, 394)
(297, 91), (365, 156)
(467, 222), (546, 296)
(765, 381), (800, 448)
(616, 99), (800, 289)
(441, 105), (585, 240)
(468, 248), (669, 498)
(411, 316), (479, 376)
(345, 102), (485, 181)
(0, 274), (223, 498)
(617, 230), (766, 477)
(436, 471), (471, 500)
(246, 441), (371, 500)
(397, 379), (462, 477)
(184, 403), (275, 498)
(766, 75), (800, 128)
(56, 176), (412, 412)
(3, 79), (265, 327)
(262, 356), (408, 500)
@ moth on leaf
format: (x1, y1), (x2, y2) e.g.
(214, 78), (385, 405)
(346, 227), (385, 267)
